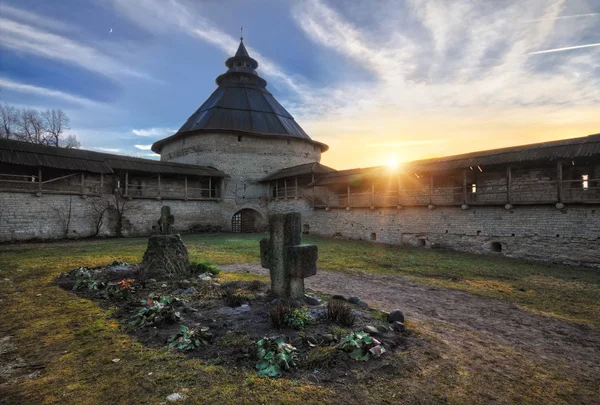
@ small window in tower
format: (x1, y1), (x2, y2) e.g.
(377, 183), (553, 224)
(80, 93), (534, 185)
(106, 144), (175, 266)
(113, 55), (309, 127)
(238, 136), (242, 142)
(582, 174), (589, 190)
(471, 183), (477, 193)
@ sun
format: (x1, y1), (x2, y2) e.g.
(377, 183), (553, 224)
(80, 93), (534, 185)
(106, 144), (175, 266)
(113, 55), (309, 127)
(386, 156), (400, 170)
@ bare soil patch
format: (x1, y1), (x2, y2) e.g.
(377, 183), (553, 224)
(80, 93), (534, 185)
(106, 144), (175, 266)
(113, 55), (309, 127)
(222, 263), (600, 395)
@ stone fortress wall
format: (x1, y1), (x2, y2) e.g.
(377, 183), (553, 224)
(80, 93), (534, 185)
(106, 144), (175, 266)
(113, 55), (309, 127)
(267, 198), (600, 268)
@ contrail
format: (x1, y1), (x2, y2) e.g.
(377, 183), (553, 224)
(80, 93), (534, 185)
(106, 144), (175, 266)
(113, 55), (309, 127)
(522, 13), (599, 22)
(528, 43), (600, 55)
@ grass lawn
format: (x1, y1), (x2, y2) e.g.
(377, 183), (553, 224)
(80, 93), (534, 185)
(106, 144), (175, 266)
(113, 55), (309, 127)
(1, 234), (598, 404)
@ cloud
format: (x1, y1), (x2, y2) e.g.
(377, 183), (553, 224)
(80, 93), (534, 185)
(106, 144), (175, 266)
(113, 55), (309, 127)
(110, 0), (309, 95)
(528, 42), (600, 55)
(87, 146), (122, 153)
(0, 8), (151, 81)
(521, 12), (600, 22)
(0, 4), (74, 32)
(0, 77), (101, 107)
(134, 144), (153, 150)
(132, 128), (177, 137)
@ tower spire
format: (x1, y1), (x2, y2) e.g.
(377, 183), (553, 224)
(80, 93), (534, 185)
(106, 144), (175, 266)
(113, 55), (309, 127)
(240, 25), (243, 41)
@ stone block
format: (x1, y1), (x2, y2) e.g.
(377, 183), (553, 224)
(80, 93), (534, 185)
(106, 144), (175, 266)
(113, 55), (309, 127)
(285, 244), (318, 278)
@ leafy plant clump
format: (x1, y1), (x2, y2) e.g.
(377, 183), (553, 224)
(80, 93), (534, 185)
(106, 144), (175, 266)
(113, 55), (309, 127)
(130, 295), (181, 328)
(188, 262), (220, 276)
(100, 279), (135, 300)
(72, 268), (104, 291)
(327, 300), (355, 327)
(338, 331), (385, 361)
(269, 303), (291, 328)
(305, 347), (337, 370)
(284, 308), (313, 330)
(256, 337), (298, 378)
(167, 325), (210, 351)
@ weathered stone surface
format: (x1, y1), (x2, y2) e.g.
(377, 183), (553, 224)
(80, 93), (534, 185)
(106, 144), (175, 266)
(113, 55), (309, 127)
(260, 212), (318, 300)
(362, 325), (380, 335)
(348, 296), (361, 304)
(158, 206), (175, 234)
(392, 321), (405, 332)
(332, 294), (346, 301)
(377, 325), (388, 333)
(304, 295), (321, 306)
(388, 309), (405, 323)
(141, 234), (189, 279)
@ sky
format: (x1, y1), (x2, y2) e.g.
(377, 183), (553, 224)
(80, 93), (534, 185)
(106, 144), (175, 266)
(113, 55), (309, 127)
(0, 0), (599, 169)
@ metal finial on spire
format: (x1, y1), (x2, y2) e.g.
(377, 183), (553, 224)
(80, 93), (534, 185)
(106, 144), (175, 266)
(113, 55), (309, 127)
(240, 25), (243, 41)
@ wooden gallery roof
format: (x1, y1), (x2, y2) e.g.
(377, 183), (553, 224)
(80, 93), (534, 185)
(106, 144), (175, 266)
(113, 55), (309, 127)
(312, 133), (600, 186)
(0, 138), (225, 177)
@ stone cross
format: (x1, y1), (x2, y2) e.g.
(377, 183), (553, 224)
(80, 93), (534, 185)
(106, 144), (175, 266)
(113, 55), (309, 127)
(158, 206), (174, 234)
(260, 212), (318, 300)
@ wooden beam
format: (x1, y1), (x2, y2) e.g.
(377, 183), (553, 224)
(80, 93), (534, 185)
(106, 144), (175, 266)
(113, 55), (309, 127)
(275, 181), (279, 199)
(184, 176), (188, 199)
(124, 171), (128, 196)
(506, 166), (512, 203)
(81, 172), (85, 194)
(209, 176), (212, 198)
(312, 185), (315, 208)
(100, 173), (104, 195)
(429, 174), (434, 204)
(295, 177), (298, 198)
(284, 179), (288, 199)
(157, 174), (161, 197)
(38, 167), (42, 192)
(462, 170), (467, 204)
(371, 181), (375, 206)
(557, 161), (563, 202)
(398, 176), (402, 205)
(347, 182), (351, 207)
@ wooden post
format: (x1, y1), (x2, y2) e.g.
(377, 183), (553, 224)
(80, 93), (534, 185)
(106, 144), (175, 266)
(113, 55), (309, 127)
(429, 174), (434, 204)
(371, 181), (375, 207)
(38, 167), (42, 193)
(295, 177), (298, 198)
(157, 174), (161, 197)
(125, 171), (129, 196)
(398, 176), (402, 205)
(275, 181), (279, 199)
(220, 177), (225, 200)
(506, 166), (512, 203)
(557, 161), (563, 202)
(184, 176), (188, 199)
(462, 170), (467, 204)
(347, 183), (351, 207)
(326, 186), (330, 208)
(312, 185), (315, 208)
(100, 173), (104, 195)
(81, 173), (85, 194)
(209, 176), (212, 198)
(284, 179), (288, 199)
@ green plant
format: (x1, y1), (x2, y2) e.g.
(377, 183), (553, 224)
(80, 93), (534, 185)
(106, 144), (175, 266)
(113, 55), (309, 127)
(72, 268), (104, 291)
(256, 337), (298, 378)
(284, 307), (313, 330)
(338, 331), (385, 361)
(188, 262), (220, 275)
(327, 300), (355, 327)
(269, 303), (291, 328)
(129, 295), (180, 328)
(99, 279), (135, 300)
(167, 325), (210, 351)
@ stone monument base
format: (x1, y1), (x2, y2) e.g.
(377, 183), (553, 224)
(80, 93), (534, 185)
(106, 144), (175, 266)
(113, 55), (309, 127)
(141, 234), (189, 279)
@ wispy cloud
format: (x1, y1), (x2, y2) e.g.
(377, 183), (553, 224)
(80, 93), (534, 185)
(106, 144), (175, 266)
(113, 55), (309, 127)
(0, 77), (100, 107)
(110, 0), (309, 95)
(0, 7), (152, 81)
(88, 146), (122, 153)
(522, 12), (600, 22)
(132, 128), (177, 137)
(134, 144), (153, 150)
(0, 4), (74, 32)
(528, 42), (600, 55)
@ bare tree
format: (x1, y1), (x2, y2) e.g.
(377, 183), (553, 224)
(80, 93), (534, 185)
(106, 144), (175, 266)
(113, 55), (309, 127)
(111, 194), (130, 237)
(0, 103), (80, 148)
(42, 108), (70, 147)
(0, 103), (18, 139)
(91, 199), (110, 237)
(50, 194), (74, 238)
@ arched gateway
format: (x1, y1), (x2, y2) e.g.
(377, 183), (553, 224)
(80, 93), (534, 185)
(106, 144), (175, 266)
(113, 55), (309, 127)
(231, 209), (263, 233)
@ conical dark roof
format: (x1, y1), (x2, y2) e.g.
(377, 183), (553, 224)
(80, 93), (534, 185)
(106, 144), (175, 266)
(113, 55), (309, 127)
(152, 40), (328, 153)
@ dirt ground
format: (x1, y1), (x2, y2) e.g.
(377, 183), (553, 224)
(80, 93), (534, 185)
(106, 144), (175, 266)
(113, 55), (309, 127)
(221, 263), (600, 390)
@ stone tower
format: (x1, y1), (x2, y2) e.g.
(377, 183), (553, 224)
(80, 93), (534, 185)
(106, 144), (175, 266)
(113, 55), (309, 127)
(151, 38), (328, 230)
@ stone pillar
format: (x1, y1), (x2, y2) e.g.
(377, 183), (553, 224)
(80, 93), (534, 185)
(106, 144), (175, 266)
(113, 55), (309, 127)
(260, 212), (318, 300)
